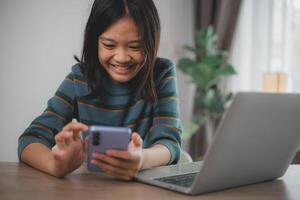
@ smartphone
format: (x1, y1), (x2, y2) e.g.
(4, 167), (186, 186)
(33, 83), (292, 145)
(87, 125), (132, 172)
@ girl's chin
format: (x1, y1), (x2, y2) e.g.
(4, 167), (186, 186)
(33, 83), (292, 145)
(109, 73), (133, 83)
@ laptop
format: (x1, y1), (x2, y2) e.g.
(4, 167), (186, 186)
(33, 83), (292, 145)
(135, 92), (300, 195)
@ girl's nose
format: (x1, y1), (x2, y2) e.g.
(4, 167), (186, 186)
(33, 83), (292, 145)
(114, 48), (131, 63)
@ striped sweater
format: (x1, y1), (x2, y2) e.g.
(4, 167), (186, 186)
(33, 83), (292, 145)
(18, 58), (182, 164)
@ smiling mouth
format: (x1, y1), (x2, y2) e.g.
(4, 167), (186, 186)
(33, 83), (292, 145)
(110, 63), (135, 74)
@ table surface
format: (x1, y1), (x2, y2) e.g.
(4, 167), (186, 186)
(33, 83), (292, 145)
(1, 162), (300, 200)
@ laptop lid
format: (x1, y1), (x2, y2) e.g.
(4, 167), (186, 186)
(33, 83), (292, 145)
(190, 92), (300, 194)
(136, 92), (300, 195)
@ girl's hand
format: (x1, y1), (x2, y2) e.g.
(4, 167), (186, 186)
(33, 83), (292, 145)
(51, 122), (88, 178)
(91, 132), (144, 180)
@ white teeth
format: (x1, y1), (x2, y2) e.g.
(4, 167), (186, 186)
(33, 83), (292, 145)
(116, 65), (129, 69)
(113, 65), (129, 70)
(111, 64), (132, 74)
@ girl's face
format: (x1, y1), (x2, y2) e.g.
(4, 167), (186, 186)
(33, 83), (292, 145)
(98, 16), (145, 83)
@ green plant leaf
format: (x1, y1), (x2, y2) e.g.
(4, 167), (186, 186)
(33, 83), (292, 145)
(177, 26), (237, 128)
(177, 58), (197, 76)
(202, 56), (220, 70)
(215, 64), (237, 76)
(193, 63), (214, 90)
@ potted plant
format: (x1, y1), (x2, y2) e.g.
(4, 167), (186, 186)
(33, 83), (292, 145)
(177, 26), (236, 148)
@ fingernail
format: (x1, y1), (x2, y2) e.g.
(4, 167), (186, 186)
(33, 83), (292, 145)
(92, 153), (102, 158)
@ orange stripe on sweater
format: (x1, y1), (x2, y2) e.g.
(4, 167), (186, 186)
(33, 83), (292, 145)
(31, 124), (53, 134)
(45, 111), (66, 122)
(149, 124), (181, 135)
(53, 96), (73, 110)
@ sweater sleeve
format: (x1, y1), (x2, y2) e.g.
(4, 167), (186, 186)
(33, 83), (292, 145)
(17, 68), (78, 160)
(144, 59), (183, 164)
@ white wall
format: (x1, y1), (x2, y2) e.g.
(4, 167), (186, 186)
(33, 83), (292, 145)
(0, 0), (194, 161)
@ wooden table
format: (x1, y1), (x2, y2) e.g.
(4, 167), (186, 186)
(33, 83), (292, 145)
(1, 162), (300, 200)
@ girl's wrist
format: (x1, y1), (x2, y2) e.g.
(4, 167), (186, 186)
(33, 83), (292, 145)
(48, 153), (66, 178)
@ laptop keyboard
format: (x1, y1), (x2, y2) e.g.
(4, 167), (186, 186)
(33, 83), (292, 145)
(155, 172), (198, 187)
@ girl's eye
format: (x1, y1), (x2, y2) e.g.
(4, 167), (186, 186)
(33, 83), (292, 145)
(130, 46), (141, 50)
(103, 43), (115, 49)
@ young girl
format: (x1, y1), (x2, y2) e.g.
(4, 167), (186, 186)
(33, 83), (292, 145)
(18, 0), (182, 180)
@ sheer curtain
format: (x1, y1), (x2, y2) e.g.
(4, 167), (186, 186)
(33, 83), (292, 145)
(229, 0), (300, 163)
(229, 0), (300, 93)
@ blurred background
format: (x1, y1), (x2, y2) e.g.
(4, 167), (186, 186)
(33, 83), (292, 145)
(0, 0), (299, 162)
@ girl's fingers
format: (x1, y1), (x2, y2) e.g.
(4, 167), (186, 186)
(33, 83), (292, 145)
(92, 153), (133, 170)
(63, 122), (88, 132)
(55, 122), (88, 148)
(131, 132), (142, 146)
(91, 160), (134, 180)
(55, 131), (75, 148)
(64, 122), (87, 141)
(55, 132), (67, 149)
(64, 131), (73, 146)
(105, 150), (139, 162)
(73, 129), (82, 141)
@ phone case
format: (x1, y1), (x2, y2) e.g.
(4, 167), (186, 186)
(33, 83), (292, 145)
(87, 125), (132, 172)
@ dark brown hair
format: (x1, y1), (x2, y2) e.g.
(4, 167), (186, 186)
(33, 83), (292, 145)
(75, 0), (160, 102)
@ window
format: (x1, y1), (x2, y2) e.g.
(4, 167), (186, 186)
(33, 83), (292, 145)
(228, 0), (300, 93)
